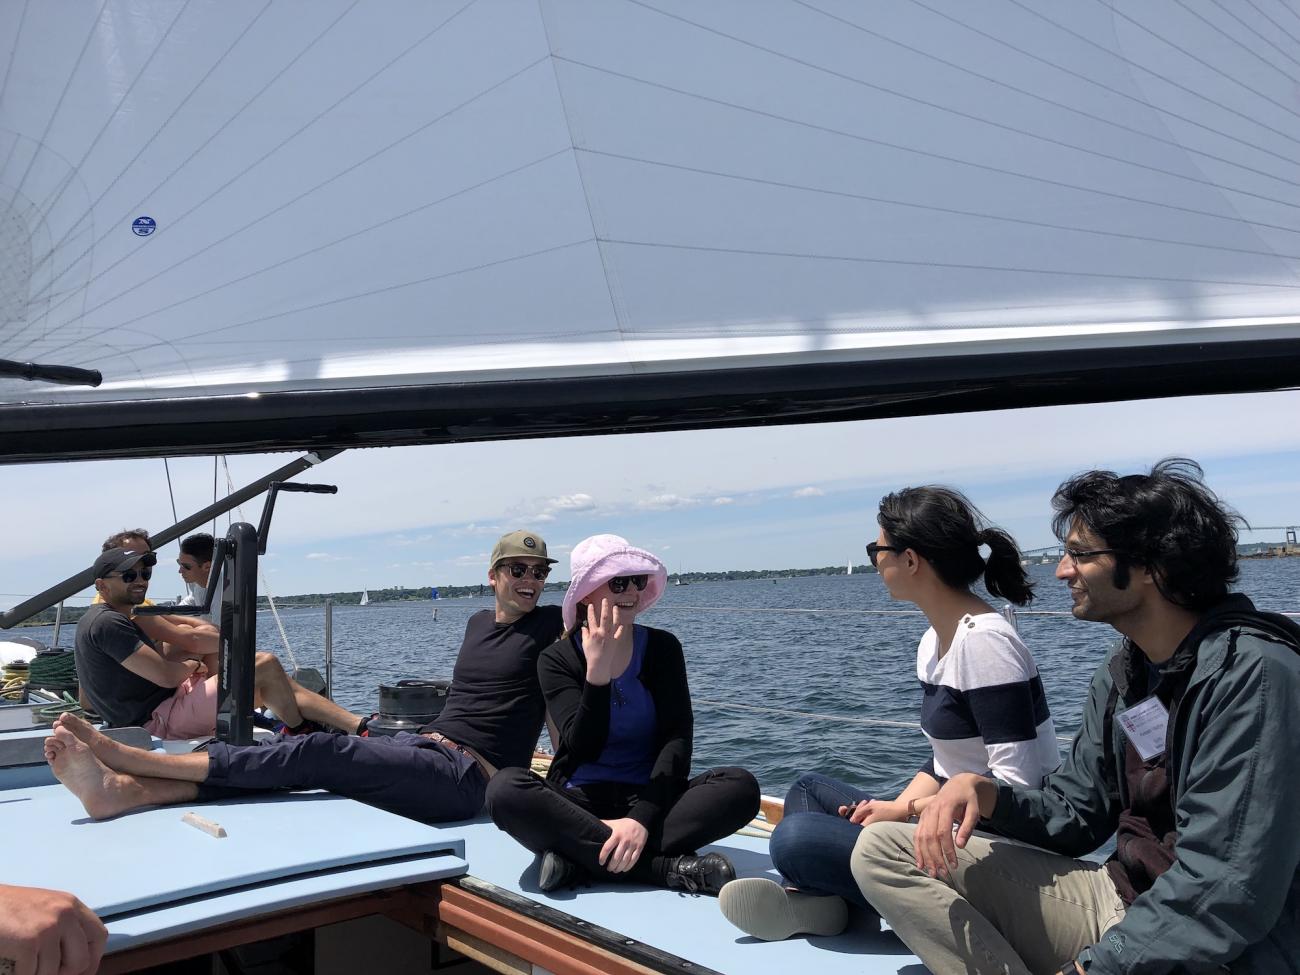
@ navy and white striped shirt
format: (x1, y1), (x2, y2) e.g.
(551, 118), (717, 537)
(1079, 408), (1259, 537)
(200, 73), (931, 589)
(918, 613), (1060, 787)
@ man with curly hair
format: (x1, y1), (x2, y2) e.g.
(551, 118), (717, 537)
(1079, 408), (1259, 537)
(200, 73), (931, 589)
(851, 458), (1300, 974)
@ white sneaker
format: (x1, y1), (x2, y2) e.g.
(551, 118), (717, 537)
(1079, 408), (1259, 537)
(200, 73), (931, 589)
(718, 877), (849, 941)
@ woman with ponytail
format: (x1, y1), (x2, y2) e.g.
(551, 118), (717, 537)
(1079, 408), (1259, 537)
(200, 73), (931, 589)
(720, 487), (1059, 942)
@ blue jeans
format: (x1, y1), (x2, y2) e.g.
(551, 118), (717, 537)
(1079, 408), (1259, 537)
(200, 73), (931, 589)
(770, 772), (876, 911)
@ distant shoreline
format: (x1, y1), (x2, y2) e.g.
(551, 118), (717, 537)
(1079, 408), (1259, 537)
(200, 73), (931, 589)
(9, 546), (1296, 628)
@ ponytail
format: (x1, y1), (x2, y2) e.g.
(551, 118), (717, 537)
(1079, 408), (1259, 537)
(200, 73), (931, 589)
(879, 486), (1034, 605)
(978, 527), (1035, 606)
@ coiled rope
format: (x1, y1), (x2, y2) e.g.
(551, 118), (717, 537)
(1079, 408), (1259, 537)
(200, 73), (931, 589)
(1, 660), (27, 701)
(27, 649), (78, 689)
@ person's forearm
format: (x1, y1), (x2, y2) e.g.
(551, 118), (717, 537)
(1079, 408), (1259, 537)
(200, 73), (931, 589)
(161, 659), (199, 687)
(894, 771), (942, 804)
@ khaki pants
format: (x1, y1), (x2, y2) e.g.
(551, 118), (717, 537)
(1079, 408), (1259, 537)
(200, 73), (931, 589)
(851, 821), (1126, 975)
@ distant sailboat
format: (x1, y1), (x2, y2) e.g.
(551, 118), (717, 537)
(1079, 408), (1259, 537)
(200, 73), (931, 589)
(359, 590), (369, 607)
(846, 559), (853, 576)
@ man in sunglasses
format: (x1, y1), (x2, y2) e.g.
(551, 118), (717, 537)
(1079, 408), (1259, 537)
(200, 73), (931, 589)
(74, 547), (361, 739)
(851, 460), (1300, 974)
(50, 530), (564, 827)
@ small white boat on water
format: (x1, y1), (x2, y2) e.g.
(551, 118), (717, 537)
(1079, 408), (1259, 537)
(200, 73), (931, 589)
(359, 590), (370, 607)
(2, 2), (1298, 972)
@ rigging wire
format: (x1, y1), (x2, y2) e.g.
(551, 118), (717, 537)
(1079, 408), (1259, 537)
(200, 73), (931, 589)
(162, 458), (179, 525)
(220, 457), (298, 672)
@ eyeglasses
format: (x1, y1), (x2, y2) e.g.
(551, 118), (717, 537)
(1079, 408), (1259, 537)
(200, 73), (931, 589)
(1061, 547), (1125, 566)
(110, 568), (153, 583)
(503, 562), (550, 580)
(177, 560), (197, 571)
(865, 542), (903, 567)
(608, 574), (649, 594)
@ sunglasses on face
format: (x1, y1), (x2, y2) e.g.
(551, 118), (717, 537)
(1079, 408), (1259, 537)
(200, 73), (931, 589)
(110, 568), (153, 583)
(607, 574), (649, 594)
(504, 562), (550, 580)
(865, 542), (903, 567)
(178, 560), (197, 571)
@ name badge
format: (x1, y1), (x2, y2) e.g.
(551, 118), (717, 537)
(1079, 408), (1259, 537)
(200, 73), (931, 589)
(1116, 695), (1169, 762)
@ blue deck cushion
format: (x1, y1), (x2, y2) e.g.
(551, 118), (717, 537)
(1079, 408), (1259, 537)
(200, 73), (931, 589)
(441, 816), (928, 975)
(10, 776), (927, 973)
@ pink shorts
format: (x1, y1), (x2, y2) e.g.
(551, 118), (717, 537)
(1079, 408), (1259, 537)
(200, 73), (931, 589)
(144, 674), (219, 739)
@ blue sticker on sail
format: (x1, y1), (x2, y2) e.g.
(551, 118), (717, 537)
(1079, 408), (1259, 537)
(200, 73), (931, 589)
(132, 216), (156, 237)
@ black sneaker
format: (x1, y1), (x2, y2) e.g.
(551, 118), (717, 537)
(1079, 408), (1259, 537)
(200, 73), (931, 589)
(665, 852), (736, 895)
(538, 851), (580, 892)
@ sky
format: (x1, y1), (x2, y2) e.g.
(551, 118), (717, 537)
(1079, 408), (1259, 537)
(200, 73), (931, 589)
(4, 387), (1300, 611)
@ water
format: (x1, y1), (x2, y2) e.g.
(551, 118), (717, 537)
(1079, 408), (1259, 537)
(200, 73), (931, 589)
(20, 561), (1299, 799)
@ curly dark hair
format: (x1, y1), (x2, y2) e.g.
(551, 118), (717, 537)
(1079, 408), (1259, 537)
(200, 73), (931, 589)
(877, 486), (1034, 605)
(1050, 457), (1243, 611)
(102, 528), (150, 552)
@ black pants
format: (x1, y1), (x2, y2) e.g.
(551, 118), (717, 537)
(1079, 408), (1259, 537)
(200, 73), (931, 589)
(196, 731), (486, 824)
(486, 766), (760, 885)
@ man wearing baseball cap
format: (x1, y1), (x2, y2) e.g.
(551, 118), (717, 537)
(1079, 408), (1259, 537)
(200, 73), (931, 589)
(75, 546), (360, 738)
(49, 531), (564, 827)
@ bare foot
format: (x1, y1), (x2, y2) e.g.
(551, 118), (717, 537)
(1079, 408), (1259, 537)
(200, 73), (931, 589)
(45, 727), (148, 820)
(54, 712), (134, 771)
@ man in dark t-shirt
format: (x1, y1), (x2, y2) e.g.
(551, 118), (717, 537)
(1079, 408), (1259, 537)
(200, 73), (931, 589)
(47, 530), (564, 826)
(76, 547), (361, 737)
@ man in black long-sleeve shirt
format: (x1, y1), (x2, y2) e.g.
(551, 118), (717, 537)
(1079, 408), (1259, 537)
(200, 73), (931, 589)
(44, 531), (563, 825)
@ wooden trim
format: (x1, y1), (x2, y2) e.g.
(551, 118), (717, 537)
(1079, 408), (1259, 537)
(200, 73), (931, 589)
(760, 794), (785, 825)
(436, 885), (661, 975)
(99, 889), (414, 974)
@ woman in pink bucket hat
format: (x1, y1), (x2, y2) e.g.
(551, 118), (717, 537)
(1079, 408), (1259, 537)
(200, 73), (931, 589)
(486, 534), (760, 895)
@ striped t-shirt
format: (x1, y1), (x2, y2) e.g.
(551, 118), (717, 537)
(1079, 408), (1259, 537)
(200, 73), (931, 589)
(918, 613), (1060, 787)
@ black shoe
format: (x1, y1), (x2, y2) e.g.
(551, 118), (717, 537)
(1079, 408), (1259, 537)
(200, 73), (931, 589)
(538, 851), (580, 892)
(665, 852), (736, 895)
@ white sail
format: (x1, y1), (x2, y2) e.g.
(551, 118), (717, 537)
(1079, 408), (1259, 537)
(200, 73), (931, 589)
(359, 590), (369, 607)
(3, 1), (1299, 461)
(847, 560), (853, 576)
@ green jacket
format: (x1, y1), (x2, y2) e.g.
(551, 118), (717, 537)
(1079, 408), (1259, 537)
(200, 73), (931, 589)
(987, 595), (1300, 974)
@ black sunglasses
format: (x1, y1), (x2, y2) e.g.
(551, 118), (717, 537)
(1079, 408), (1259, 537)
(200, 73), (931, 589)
(504, 562), (550, 580)
(110, 568), (153, 583)
(865, 542), (903, 567)
(608, 574), (649, 594)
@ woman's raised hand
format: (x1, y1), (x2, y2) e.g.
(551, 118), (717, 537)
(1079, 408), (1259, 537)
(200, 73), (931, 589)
(584, 598), (625, 685)
(598, 817), (649, 873)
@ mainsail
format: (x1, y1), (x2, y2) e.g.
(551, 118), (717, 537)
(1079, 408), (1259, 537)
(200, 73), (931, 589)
(3, 1), (1299, 463)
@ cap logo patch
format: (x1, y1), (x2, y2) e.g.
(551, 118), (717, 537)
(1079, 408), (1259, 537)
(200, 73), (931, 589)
(523, 537), (536, 548)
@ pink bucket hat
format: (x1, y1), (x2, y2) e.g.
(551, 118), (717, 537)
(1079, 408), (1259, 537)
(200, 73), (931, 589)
(562, 534), (669, 631)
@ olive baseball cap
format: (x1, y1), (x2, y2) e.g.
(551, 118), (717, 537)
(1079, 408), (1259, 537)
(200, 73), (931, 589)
(490, 530), (557, 569)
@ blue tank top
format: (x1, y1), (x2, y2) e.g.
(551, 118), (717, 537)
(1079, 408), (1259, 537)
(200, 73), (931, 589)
(567, 625), (657, 788)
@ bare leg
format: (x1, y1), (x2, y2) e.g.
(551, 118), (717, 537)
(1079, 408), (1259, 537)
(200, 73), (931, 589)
(251, 652), (305, 726)
(292, 683), (362, 733)
(54, 713), (210, 782)
(45, 728), (198, 820)
(251, 652), (360, 732)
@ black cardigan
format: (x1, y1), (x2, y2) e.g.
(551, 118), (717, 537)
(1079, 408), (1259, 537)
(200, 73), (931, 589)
(538, 625), (693, 828)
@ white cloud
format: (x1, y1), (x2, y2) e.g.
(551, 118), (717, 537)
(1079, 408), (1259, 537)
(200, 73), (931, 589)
(636, 493), (699, 511)
(305, 552), (348, 561)
(793, 486), (825, 498)
(713, 496), (735, 505)
(545, 493), (597, 512)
